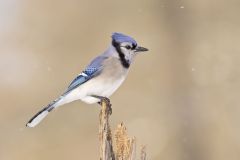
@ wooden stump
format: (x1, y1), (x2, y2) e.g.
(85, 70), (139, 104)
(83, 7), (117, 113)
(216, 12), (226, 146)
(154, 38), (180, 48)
(115, 123), (136, 160)
(99, 99), (147, 160)
(99, 99), (115, 160)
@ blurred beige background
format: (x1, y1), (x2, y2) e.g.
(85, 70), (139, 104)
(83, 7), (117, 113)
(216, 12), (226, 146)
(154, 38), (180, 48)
(1, 0), (240, 160)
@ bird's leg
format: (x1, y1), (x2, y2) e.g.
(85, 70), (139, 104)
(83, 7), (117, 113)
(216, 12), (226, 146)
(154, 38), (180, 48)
(92, 95), (112, 114)
(92, 95), (111, 106)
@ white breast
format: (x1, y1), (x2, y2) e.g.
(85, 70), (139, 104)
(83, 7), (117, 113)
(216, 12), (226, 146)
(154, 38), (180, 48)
(80, 57), (128, 103)
(101, 76), (126, 97)
(78, 74), (126, 104)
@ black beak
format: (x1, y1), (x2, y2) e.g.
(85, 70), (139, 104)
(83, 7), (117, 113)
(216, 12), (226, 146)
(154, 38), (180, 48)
(134, 46), (149, 52)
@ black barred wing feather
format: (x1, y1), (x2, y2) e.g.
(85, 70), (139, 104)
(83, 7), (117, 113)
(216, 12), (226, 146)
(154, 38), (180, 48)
(64, 67), (101, 95)
(63, 56), (107, 95)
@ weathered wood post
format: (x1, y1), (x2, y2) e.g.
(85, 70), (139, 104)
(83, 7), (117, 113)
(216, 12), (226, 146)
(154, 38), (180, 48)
(115, 123), (136, 160)
(99, 98), (115, 160)
(99, 98), (147, 160)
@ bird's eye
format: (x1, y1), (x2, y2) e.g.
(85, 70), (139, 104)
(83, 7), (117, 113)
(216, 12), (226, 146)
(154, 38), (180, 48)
(125, 45), (131, 50)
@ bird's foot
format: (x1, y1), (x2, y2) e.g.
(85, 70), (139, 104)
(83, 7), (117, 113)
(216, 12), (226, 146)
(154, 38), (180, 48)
(93, 95), (112, 114)
(101, 97), (112, 115)
(100, 97), (111, 105)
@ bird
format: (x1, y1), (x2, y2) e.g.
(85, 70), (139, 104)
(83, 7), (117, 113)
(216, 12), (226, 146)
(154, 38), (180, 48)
(26, 32), (148, 127)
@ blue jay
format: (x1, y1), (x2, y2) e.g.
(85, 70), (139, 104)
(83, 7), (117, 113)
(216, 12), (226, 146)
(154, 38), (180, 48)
(26, 32), (148, 127)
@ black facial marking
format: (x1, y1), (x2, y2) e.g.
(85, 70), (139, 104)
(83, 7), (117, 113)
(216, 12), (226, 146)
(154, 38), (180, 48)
(112, 40), (130, 68)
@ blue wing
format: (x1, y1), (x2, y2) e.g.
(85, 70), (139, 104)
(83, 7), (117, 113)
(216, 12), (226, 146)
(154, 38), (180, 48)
(63, 56), (107, 95)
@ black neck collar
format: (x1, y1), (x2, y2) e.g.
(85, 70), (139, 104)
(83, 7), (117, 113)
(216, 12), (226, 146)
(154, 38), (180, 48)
(112, 40), (130, 68)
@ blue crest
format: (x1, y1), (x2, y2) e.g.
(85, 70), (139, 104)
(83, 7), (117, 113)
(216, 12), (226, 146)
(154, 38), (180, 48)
(112, 32), (137, 46)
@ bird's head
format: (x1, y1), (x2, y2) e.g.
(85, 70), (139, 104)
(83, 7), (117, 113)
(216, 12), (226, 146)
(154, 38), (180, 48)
(111, 32), (148, 68)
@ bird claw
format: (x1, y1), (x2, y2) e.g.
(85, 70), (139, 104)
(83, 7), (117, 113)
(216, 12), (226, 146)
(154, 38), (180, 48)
(98, 97), (112, 115)
(101, 98), (112, 114)
(101, 97), (111, 105)
(94, 95), (112, 115)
